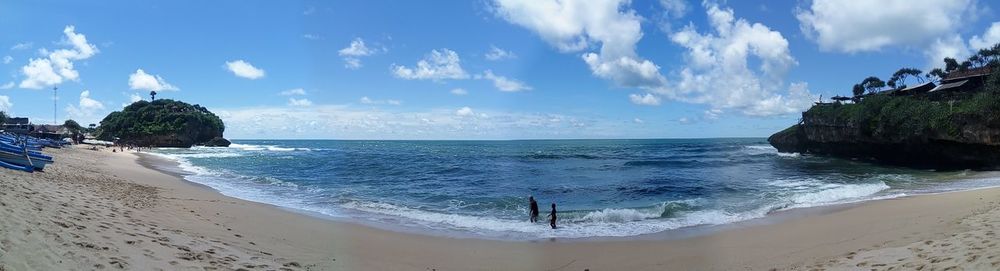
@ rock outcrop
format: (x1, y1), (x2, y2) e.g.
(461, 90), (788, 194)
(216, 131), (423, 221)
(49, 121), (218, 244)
(769, 88), (1000, 169)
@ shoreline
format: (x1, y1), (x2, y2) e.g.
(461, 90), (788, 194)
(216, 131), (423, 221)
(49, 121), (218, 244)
(5, 147), (1000, 270)
(137, 149), (995, 243)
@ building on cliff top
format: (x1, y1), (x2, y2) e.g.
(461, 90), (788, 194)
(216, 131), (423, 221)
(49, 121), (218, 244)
(931, 66), (992, 93)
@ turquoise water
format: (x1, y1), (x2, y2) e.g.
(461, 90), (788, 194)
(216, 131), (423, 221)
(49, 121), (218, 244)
(149, 138), (1000, 239)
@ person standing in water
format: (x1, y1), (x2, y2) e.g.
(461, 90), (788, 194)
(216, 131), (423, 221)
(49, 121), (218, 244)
(548, 203), (557, 229)
(528, 196), (540, 223)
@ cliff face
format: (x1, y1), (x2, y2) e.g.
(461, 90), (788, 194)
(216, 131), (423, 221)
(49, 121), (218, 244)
(769, 90), (1000, 169)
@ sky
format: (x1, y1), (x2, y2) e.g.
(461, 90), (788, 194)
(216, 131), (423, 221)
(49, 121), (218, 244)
(1, 0), (998, 140)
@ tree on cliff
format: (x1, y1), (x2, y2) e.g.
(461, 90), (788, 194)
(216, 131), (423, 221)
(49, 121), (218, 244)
(926, 68), (946, 83)
(852, 84), (864, 97)
(888, 68), (923, 89)
(944, 57), (959, 72)
(861, 76), (886, 94)
(0, 111), (7, 125)
(96, 99), (226, 147)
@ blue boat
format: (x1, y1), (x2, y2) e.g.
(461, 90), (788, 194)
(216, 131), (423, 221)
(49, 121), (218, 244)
(0, 159), (32, 172)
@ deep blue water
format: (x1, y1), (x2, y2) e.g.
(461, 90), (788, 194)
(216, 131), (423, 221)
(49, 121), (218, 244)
(149, 138), (1000, 239)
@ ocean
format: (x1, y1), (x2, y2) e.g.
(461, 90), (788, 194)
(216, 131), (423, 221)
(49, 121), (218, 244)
(148, 138), (1000, 239)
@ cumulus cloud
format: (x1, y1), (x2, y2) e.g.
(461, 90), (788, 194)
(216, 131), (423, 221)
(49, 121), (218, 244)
(392, 49), (469, 80)
(633, 117), (644, 124)
(2, 56), (11, 64)
(970, 22), (1000, 50)
(288, 98), (313, 107)
(122, 93), (142, 108)
(0, 96), (11, 112)
(450, 88), (468, 95)
(0, 82), (13, 89)
(338, 38), (384, 69)
(455, 106), (475, 117)
(128, 69), (178, 91)
(656, 2), (814, 116)
(924, 35), (971, 68)
(19, 26), (99, 89)
(280, 88), (307, 96)
(485, 45), (516, 60)
(628, 93), (661, 106)
(476, 70), (531, 92)
(796, 0), (976, 53)
(225, 60), (265, 79)
(492, 0), (668, 89)
(216, 104), (629, 139)
(65, 90), (105, 123)
(360, 96), (401, 105)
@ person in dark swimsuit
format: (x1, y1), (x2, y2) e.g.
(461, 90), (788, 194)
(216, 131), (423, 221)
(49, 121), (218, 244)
(548, 203), (557, 229)
(529, 196), (540, 223)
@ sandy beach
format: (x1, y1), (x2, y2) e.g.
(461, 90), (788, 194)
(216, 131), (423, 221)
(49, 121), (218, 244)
(3, 146), (1000, 270)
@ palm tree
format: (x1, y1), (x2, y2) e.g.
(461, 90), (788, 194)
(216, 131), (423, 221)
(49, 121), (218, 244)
(150, 90), (157, 101)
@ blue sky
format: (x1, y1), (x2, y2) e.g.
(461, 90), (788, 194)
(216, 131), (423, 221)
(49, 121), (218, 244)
(1, 0), (998, 139)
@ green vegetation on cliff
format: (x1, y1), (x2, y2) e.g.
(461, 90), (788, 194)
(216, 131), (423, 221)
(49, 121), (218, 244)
(96, 99), (226, 147)
(804, 71), (1000, 141)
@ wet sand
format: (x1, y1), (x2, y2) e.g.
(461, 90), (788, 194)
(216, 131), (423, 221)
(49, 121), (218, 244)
(3, 146), (1000, 270)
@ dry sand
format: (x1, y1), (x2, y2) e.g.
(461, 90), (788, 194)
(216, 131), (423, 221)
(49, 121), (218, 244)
(3, 146), (1000, 270)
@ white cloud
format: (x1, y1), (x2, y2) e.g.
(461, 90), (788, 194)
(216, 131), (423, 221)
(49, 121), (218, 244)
(128, 69), (178, 91)
(493, 0), (667, 89)
(2, 56), (11, 64)
(392, 49), (469, 80)
(122, 93), (142, 108)
(359, 96), (374, 104)
(215, 104), (630, 139)
(796, 0), (976, 53)
(628, 93), (661, 106)
(280, 88), (307, 96)
(703, 109), (722, 120)
(225, 60), (265, 79)
(485, 45), (516, 60)
(659, 0), (688, 19)
(10, 42), (32, 50)
(455, 106), (475, 117)
(20, 59), (61, 89)
(678, 117), (691, 124)
(658, 2), (814, 116)
(0, 96), (11, 112)
(633, 117), (644, 124)
(450, 88), (468, 95)
(303, 6), (316, 15)
(970, 22), (1000, 50)
(65, 90), (105, 123)
(19, 26), (99, 89)
(0, 82), (13, 89)
(924, 35), (971, 69)
(359, 96), (402, 105)
(288, 98), (313, 107)
(338, 38), (384, 70)
(476, 70), (531, 92)
(303, 34), (321, 40)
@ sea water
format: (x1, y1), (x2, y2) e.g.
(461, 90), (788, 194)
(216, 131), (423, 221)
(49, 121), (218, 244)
(148, 138), (1000, 239)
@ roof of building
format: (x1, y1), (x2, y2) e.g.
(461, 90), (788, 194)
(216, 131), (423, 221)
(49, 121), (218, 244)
(943, 67), (992, 82)
(930, 80), (968, 92)
(896, 81), (937, 95)
(5, 117), (29, 125)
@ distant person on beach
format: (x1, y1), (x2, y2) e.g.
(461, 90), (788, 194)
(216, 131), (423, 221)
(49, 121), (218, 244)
(529, 196), (539, 223)
(548, 203), (557, 229)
